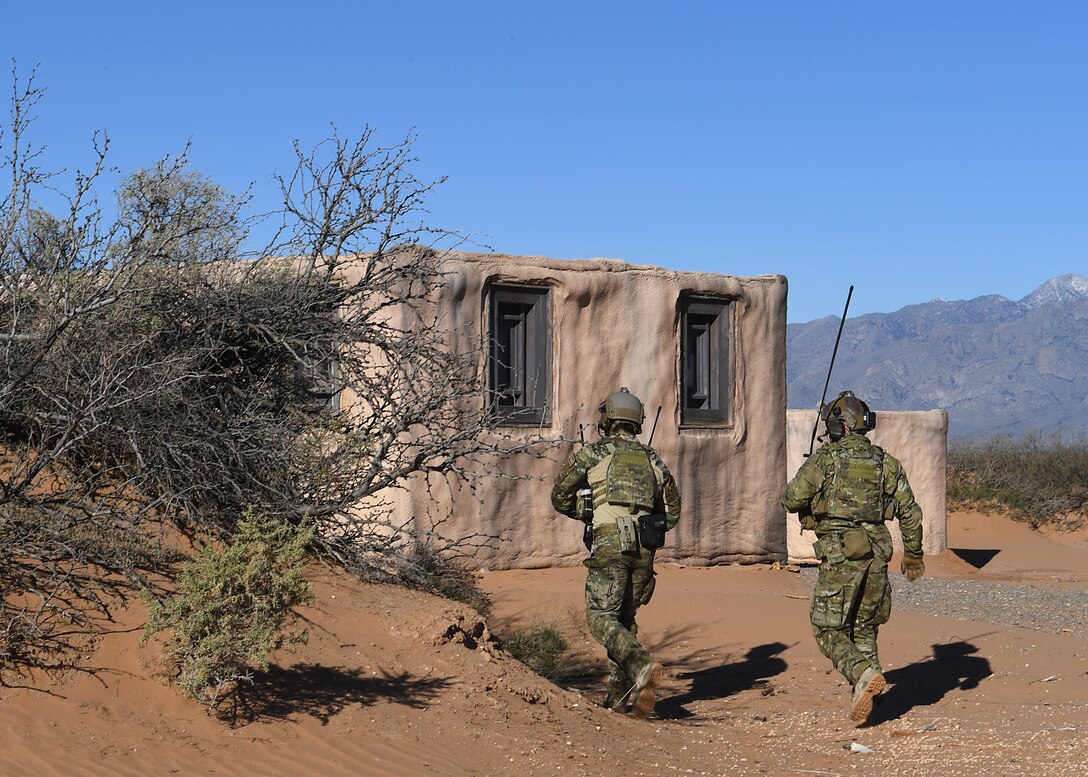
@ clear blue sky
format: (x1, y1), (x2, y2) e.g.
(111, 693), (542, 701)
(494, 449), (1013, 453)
(3, 1), (1085, 322)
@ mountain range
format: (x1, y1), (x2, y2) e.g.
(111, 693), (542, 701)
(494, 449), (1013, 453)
(786, 274), (1088, 439)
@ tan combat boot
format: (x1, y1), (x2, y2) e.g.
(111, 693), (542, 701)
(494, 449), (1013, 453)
(631, 662), (666, 719)
(849, 666), (886, 723)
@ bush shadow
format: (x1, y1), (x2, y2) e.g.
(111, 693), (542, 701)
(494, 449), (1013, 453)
(655, 642), (790, 720)
(867, 640), (992, 725)
(222, 663), (453, 726)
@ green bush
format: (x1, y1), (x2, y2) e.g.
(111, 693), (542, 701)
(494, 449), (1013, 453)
(504, 625), (569, 681)
(947, 433), (1088, 528)
(141, 509), (313, 706)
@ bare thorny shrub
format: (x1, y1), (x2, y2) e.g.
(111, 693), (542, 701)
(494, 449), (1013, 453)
(0, 69), (558, 686)
(947, 433), (1088, 529)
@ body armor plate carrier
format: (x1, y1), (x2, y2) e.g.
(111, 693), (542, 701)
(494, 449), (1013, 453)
(602, 443), (657, 513)
(824, 446), (885, 523)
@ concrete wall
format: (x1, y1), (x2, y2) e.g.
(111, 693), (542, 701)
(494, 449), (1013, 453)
(392, 251), (790, 569)
(785, 408), (948, 562)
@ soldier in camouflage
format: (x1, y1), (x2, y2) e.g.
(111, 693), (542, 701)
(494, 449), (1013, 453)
(782, 391), (925, 724)
(551, 388), (681, 718)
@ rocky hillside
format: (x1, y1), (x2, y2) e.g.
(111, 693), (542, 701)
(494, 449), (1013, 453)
(787, 274), (1088, 439)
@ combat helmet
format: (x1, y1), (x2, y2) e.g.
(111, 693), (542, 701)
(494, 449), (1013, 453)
(598, 387), (645, 433)
(822, 390), (877, 442)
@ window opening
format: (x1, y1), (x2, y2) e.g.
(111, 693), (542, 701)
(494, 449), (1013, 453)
(489, 285), (551, 425)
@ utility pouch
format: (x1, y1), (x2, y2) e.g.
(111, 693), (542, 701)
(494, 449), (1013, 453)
(842, 527), (874, 560)
(814, 535), (846, 565)
(616, 514), (639, 555)
(637, 513), (668, 550)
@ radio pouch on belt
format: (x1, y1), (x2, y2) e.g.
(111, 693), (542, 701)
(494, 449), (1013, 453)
(638, 513), (668, 549)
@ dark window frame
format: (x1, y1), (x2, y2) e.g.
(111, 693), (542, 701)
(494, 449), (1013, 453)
(679, 295), (734, 426)
(488, 284), (552, 426)
(295, 341), (343, 414)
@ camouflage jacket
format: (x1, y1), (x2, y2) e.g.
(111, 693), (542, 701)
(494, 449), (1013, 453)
(551, 430), (681, 530)
(782, 433), (923, 559)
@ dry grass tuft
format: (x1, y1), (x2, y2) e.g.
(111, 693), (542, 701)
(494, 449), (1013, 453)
(947, 433), (1088, 528)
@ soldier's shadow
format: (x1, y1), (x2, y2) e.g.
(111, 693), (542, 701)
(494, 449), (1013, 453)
(866, 640), (992, 725)
(656, 642), (789, 720)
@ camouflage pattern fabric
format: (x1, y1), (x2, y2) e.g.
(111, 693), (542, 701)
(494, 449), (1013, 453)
(783, 434), (923, 558)
(809, 524), (893, 683)
(585, 526), (656, 704)
(551, 430), (681, 528)
(822, 443), (885, 520)
(782, 433), (923, 685)
(552, 427), (681, 709)
(603, 446), (657, 512)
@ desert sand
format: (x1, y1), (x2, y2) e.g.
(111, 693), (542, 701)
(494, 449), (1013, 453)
(2, 510), (1086, 776)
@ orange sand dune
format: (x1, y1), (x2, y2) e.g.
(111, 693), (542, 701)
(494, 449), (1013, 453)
(2, 510), (1086, 776)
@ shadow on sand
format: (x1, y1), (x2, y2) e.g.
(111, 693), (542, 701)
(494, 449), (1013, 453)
(867, 640), (992, 726)
(951, 548), (1001, 569)
(222, 663), (453, 726)
(656, 642), (790, 720)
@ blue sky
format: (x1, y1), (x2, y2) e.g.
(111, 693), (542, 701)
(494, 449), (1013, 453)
(3, 1), (1085, 322)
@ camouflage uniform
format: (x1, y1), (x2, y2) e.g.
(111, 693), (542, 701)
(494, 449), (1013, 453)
(552, 428), (681, 710)
(783, 433), (923, 689)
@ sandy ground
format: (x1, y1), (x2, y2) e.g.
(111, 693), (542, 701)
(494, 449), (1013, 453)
(2, 510), (1087, 776)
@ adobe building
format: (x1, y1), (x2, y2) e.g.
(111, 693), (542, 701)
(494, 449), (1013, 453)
(392, 251), (789, 569)
(388, 250), (947, 570)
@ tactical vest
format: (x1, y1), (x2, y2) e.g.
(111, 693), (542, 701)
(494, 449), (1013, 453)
(590, 439), (658, 513)
(822, 444), (886, 522)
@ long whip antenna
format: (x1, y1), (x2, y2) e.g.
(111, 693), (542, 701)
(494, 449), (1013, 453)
(807, 285), (854, 456)
(647, 405), (662, 446)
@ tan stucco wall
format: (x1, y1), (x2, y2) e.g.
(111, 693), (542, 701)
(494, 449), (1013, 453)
(785, 408), (948, 562)
(394, 251), (789, 569)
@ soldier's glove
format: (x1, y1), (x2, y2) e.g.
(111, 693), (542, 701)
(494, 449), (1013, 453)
(798, 511), (817, 532)
(901, 556), (925, 582)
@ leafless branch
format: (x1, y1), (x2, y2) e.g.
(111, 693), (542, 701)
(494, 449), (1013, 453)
(0, 70), (560, 673)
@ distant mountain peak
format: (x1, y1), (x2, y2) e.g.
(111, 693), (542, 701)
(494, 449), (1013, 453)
(1020, 273), (1088, 308)
(788, 272), (1088, 439)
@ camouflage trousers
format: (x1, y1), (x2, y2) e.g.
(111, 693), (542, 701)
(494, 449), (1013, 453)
(584, 526), (656, 703)
(810, 552), (892, 685)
